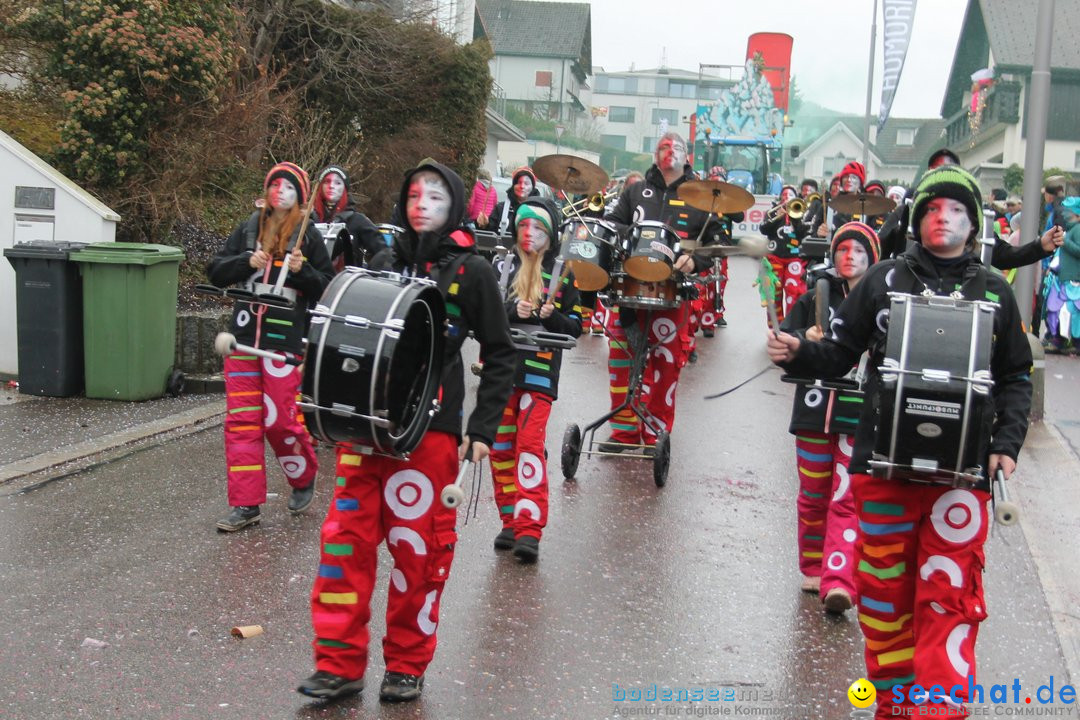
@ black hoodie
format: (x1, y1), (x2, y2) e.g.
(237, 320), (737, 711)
(369, 161), (515, 448)
(780, 243), (1032, 482)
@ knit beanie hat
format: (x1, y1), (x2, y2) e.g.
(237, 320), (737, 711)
(831, 221), (881, 265)
(910, 165), (983, 242)
(864, 180), (886, 195)
(839, 161), (866, 186)
(264, 162), (310, 205)
(512, 166), (537, 188)
(315, 165), (350, 218)
(317, 165), (350, 193)
(514, 202), (553, 239)
(928, 148), (960, 168)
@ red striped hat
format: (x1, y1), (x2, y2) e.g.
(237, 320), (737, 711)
(264, 162), (310, 205)
(831, 221), (881, 265)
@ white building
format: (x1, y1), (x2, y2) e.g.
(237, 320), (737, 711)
(0, 130), (119, 378)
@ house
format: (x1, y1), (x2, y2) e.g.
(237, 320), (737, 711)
(785, 115), (947, 187)
(940, 0), (1080, 189)
(474, 0), (592, 128)
(0, 130), (119, 378)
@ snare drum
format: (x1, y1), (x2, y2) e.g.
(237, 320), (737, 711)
(560, 218), (621, 292)
(301, 269), (446, 456)
(624, 221), (681, 282)
(607, 271), (680, 310)
(870, 293), (996, 486)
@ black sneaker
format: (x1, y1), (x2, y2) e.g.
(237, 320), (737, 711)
(597, 436), (630, 453)
(288, 483), (315, 514)
(718, 317), (728, 327)
(493, 527), (515, 551)
(702, 327), (715, 338)
(513, 535), (539, 563)
(379, 671), (424, 702)
(297, 670), (364, 700)
(216, 505), (260, 532)
(688, 349), (698, 363)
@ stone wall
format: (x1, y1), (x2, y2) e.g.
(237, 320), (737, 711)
(175, 309), (230, 377)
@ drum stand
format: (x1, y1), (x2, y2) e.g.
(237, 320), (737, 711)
(561, 307), (674, 488)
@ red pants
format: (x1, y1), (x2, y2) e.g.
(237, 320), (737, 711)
(591, 298), (610, 333)
(699, 257), (727, 329)
(490, 388), (553, 539)
(767, 255), (806, 323)
(607, 305), (688, 444)
(309, 432), (459, 679)
(852, 473), (990, 718)
(223, 353), (317, 506)
(794, 433), (856, 599)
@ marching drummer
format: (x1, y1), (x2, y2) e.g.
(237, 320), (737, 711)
(779, 222), (880, 615)
(206, 162), (334, 532)
(312, 165), (385, 270)
(768, 166), (1032, 719)
(599, 132), (716, 453)
(489, 197), (582, 562)
(299, 160), (515, 703)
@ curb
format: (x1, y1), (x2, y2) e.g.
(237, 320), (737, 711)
(0, 400), (225, 487)
(1016, 420), (1080, 685)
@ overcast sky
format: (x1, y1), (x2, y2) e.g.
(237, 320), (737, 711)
(568, 0), (969, 118)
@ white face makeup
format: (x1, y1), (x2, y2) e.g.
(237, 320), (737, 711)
(780, 187), (797, 203)
(321, 173), (345, 205)
(919, 197), (973, 258)
(834, 239), (869, 280)
(517, 217), (550, 254)
(843, 173), (862, 193)
(513, 174), (534, 201)
(406, 172), (451, 233)
(655, 137), (687, 172)
(268, 177), (298, 211)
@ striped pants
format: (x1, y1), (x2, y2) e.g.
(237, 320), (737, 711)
(794, 432), (856, 598)
(767, 255), (806, 324)
(310, 432), (459, 679)
(490, 388), (553, 540)
(852, 473), (989, 718)
(223, 353), (317, 506)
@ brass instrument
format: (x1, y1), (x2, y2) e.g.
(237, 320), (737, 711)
(562, 191), (614, 217)
(764, 196), (807, 222)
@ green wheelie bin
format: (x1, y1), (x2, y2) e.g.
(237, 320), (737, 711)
(70, 242), (186, 400)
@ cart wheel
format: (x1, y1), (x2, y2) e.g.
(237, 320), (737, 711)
(652, 430), (671, 488)
(561, 423), (582, 479)
(166, 369), (185, 398)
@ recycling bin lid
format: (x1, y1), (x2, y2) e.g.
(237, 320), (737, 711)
(69, 242), (185, 265)
(3, 240), (90, 260)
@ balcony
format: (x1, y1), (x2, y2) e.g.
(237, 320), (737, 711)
(944, 80), (1021, 148)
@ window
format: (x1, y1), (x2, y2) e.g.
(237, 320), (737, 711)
(601, 76), (636, 94)
(668, 80), (697, 99)
(1074, 150), (1080, 169)
(896, 128), (916, 146)
(652, 108), (678, 125)
(822, 154), (851, 178)
(642, 136), (657, 153)
(609, 106), (635, 123)
(535, 71), (552, 88)
(600, 134), (626, 150)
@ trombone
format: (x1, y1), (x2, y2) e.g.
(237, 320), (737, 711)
(562, 191), (615, 217)
(764, 196), (809, 222)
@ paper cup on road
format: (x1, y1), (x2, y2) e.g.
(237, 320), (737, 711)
(230, 624), (264, 639)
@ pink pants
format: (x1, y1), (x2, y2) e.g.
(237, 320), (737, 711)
(310, 431), (459, 679)
(794, 432), (856, 599)
(852, 473), (990, 719)
(490, 388), (553, 539)
(223, 353), (317, 506)
(767, 255), (807, 324)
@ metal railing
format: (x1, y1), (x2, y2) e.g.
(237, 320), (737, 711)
(944, 81), (1021, 147)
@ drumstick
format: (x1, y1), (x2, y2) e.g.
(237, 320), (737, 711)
(992, 468), (1019, 526)
(544, 258), (566, 305)
(214, 332), (301, 366)
(441, 458), (473, 508)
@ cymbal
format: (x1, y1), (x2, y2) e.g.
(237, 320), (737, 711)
(676, 180), (755, 214)
(531, 154), (609, 195)
(828, 192), (896, 216)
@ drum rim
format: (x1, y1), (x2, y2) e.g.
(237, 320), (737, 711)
(387, 290), (443, 454)
(309, 271), (363, 445)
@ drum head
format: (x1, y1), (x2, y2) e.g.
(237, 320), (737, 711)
(567, 259), (609, 291)
(384, 284), (445, 452)
(623, 256), (673, 282)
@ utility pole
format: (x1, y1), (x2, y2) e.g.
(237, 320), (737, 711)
(861, 0), (879, 172)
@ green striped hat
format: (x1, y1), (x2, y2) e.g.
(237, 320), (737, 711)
(911, 165), (983, 243)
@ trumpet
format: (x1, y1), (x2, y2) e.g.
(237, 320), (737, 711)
(764, 196), (808, 222)
(562, 191), (614, 217)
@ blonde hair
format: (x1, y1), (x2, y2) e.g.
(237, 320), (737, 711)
(258, 202), (302, 257)
(509, 244), (545, 307)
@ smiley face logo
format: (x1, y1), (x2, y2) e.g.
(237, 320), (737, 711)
(847, 678), (876, 708)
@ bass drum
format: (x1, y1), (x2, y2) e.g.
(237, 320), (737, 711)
(302, 269), (446, 456)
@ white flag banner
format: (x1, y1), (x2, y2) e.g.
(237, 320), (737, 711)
(878, 0), (918, 132)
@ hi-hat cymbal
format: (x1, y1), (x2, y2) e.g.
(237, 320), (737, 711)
(677, 180), (755, 214)
(829, 192), (896, 216)
(531, 154), (609, 195)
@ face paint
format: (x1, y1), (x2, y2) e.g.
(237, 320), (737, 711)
(780, 187), (796, 203)
(655, 138), (687, 172)
(321, 173), (345, 205)
(268, 177), (298, 211)
(801, 184), (815, 199)
(513, 174), (534, 201)
(919, 197), (973, 258)
(406, 172), (452, 233)
(843, 173), (861, 192)
(834, 239), (869, 280)
(517, 217), (550, 254)
(830, 178), (842, 197)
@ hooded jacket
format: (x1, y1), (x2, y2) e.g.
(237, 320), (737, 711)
(207, 211), (334, 354)
(313, 169), (385, 266)
(500, 197), (583, 399)
(780, 243), (1032, 483)
(482, 167), (541, 234)
(370, 161), (515, 448)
